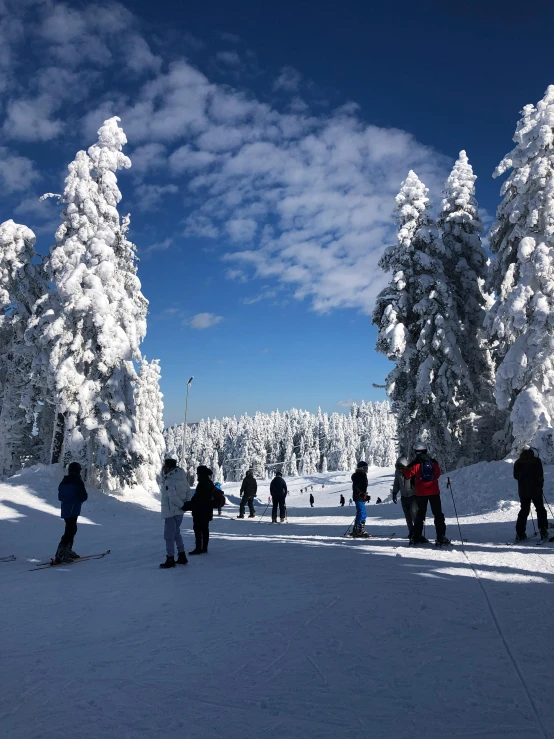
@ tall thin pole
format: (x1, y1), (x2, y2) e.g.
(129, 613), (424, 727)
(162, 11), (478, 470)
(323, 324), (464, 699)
(181, 376), (194, 470)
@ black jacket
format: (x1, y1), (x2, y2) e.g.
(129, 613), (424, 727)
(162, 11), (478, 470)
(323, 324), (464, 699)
(514, 450), (544, 499)
(240, 474), (258, 498)
(270, 477), (287, 498)
(351, 470), (368, 502)
(191, 475), (215, 521)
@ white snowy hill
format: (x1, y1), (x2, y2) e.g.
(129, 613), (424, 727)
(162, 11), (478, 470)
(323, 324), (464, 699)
(1, 462), (553, 739)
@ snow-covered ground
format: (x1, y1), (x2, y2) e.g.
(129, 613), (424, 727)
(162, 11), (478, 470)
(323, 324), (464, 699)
(1, 463), (553, 739)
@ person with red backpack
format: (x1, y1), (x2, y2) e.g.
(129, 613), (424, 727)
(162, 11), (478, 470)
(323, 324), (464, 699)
(403, 442), (450, 546)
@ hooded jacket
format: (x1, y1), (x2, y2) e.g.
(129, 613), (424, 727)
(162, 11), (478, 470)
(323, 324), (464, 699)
(240, 473), (258, 498)
(161, 466), (192, 519)
(513, 449), (544, 498)
(58, 474), (88, 518)
(351, 470), (368, 502)
(270, 476), (287, 498)
(191, 472), (215, 521)
(392, 466), (415, 497)
(403, 453), (441, 496)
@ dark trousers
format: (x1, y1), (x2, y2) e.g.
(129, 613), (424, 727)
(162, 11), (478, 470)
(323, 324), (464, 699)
(193, 518), (210, 552)
(401, 496), (418, 536)
(60, 517), (78, 549)
(517, 494), (548, 535)
(272, 495), (286, 521)
(239, 496), (255, 516)
(413, 495), (446, 540)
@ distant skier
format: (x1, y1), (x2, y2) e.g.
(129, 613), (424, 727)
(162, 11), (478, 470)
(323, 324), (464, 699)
(309, 493), (314, 507)
(55, 462), (88, 564)
(189, 466), (215, 555)
(514, 447), (548, 542)
(351, 461), (370, 537)
(403, 442), (449, 546)
(340, 494), (345, 506)
(392, 456), (419, 540)
(349, 498), (353, 506)
(160, 458), (192, 569)
(270, 471), (288, 522)
(214, 482), (225, 516)
(238, 469), (257, 519)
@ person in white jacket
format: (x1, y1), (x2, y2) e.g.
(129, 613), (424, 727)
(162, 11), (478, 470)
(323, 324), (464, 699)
(160, 459), (192, 569)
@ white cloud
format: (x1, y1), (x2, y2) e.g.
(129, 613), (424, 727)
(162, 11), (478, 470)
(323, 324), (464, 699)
(226, 218), (257, 243)
(135, 183), (178, 211)
(0, 148), (39, 192)
(188, 312), (223, 330)
(3, 97), (63, 141)
(141, 237), (173, 257)
(337, 399), (357, 408)
(273, 66), (302, 92)
(131, 143), (167, 175)
(216, 51), (241, 66)
(124, 34), (162, 74)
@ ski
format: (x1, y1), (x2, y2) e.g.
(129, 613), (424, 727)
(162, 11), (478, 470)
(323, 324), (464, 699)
(29, 550), (111, 571)
(0, 555), (16, 562)
(348, 532), (396, 540)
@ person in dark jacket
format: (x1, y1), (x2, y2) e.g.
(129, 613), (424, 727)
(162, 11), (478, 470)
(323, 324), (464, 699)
(309, 493), (314, 507)
(351, 461), (370, 538)
(270, 471), (288, 522)
(340, 494), (345, 506)
(55, 462), (88, 564)
(238, 469), (257, 518)
(403, 442), (449, 546)
(189, 466), (215, 555)
(392, 455), (420, 540)
(514, 447), (548, 542)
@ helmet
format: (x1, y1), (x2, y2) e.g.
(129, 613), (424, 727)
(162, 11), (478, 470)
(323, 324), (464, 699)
(396, 456), (409, 467)
(413, 441), (427, 453)
(357, 460), (369, 470)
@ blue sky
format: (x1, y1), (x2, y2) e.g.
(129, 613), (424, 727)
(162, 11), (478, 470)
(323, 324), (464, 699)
(1, 0), (553, 425)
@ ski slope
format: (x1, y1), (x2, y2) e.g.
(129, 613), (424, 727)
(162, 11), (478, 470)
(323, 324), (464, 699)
(1, 463), (553, 739)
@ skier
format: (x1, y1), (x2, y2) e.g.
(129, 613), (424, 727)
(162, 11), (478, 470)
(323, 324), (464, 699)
(160, 458), (192, 569)
(392, 455), (419, 540)
(403, 442), (449, 546)
(214, 482), (225, 516)
(349, 498), (353, 506)
(340, 494), (345, 506)
(270, 470), (288, 522)
(55, 462), (88, 564)
(514, 447), (549, 542)
(238, 469), (257, 519)
(309, 493), (315, 507)
(189, 466), (215, 555)
(351, 461), (370, 538)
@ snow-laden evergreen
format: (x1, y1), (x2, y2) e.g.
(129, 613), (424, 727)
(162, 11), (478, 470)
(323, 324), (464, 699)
(164, 401), (396, 482)
(0, 221), (47, 474)
(486, 86), (554, 460)
(26, 118), (147, 489)
(373, 171), (474, 468)
(134, 358), (165, 491)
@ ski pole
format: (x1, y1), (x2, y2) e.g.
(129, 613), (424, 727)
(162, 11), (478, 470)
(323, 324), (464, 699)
(543, 492), (554, 522)
(446, 477), (465, 544)
(530, 506), (537, 535)
(258, 501), (271, 523)
(343, 517), (356, 537)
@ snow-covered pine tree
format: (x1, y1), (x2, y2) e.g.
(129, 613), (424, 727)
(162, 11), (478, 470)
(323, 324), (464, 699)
(0, 221), (48, 474)
(373, 171), (473, 468)
(27, 117), (147, 488)
(135, 358), (165, 491)
(486, 86), (554, 460)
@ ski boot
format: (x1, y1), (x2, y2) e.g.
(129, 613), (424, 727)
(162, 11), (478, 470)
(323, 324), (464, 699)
(159, 556), (176, 569)
(189, 548), (203, 555)
(280, 517), (286, 523)
(435, 536), (451, 546)
(248, 513), (256, 518)
(514, 532), (527, 542)
(69, 549), (80, 559)
(272, 518), (278, 523)
(237, 514), (245, 519)
(54, 544), (73, 564)
(540, 528), (549, 542)
(176, 552), (188, 565)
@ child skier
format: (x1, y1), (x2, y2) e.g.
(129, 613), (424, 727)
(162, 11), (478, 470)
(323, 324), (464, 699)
(55, 462), (88, 564)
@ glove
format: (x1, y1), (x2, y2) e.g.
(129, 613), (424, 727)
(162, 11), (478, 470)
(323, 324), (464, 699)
(392, 494), (398, 504)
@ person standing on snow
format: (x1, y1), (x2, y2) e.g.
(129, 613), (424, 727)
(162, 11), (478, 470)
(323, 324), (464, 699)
(238, 469), (257, 519)
(214, 482), (225, 516)
(351, 461), (370, 538)
(189, 465), (215, 555)
(403, 442), (449, 546)
(159, 459), (192, 569)
(514, 447), (549, 542)
(340, 494), (345, 507)
(55, 462), (88, 564)
(270, 470), (288, 522)
(309, 493), (315, 507)
(392, 456), (418, 540)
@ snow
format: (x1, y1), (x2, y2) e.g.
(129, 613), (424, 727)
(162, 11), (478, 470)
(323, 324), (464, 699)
(1, 463), (553, 738)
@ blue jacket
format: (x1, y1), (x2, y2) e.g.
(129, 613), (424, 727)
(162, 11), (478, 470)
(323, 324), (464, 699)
(270, 477), (288, 498)
(58, 475), (88, 519)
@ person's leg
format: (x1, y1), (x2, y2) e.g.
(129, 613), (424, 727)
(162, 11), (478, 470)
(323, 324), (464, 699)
(429, 495), (446, 540)
(354, 501), (363, 526)
(279, 496), (286, 520)
(272, 497), (278, 522)
(174, 514), (184, 553)
(247, 497), (255, 516)
(412, 497), (428, 541)
(202, 522), (209, 552)
(532, 494), (548, 533)
(516, 496), (531, 538)
(60, 518), (78, 548)
(401, 497), (414, 536)
(191, 519), (203, 553)
(164, 516), (177, 556)
(239, 497), (246, 517)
